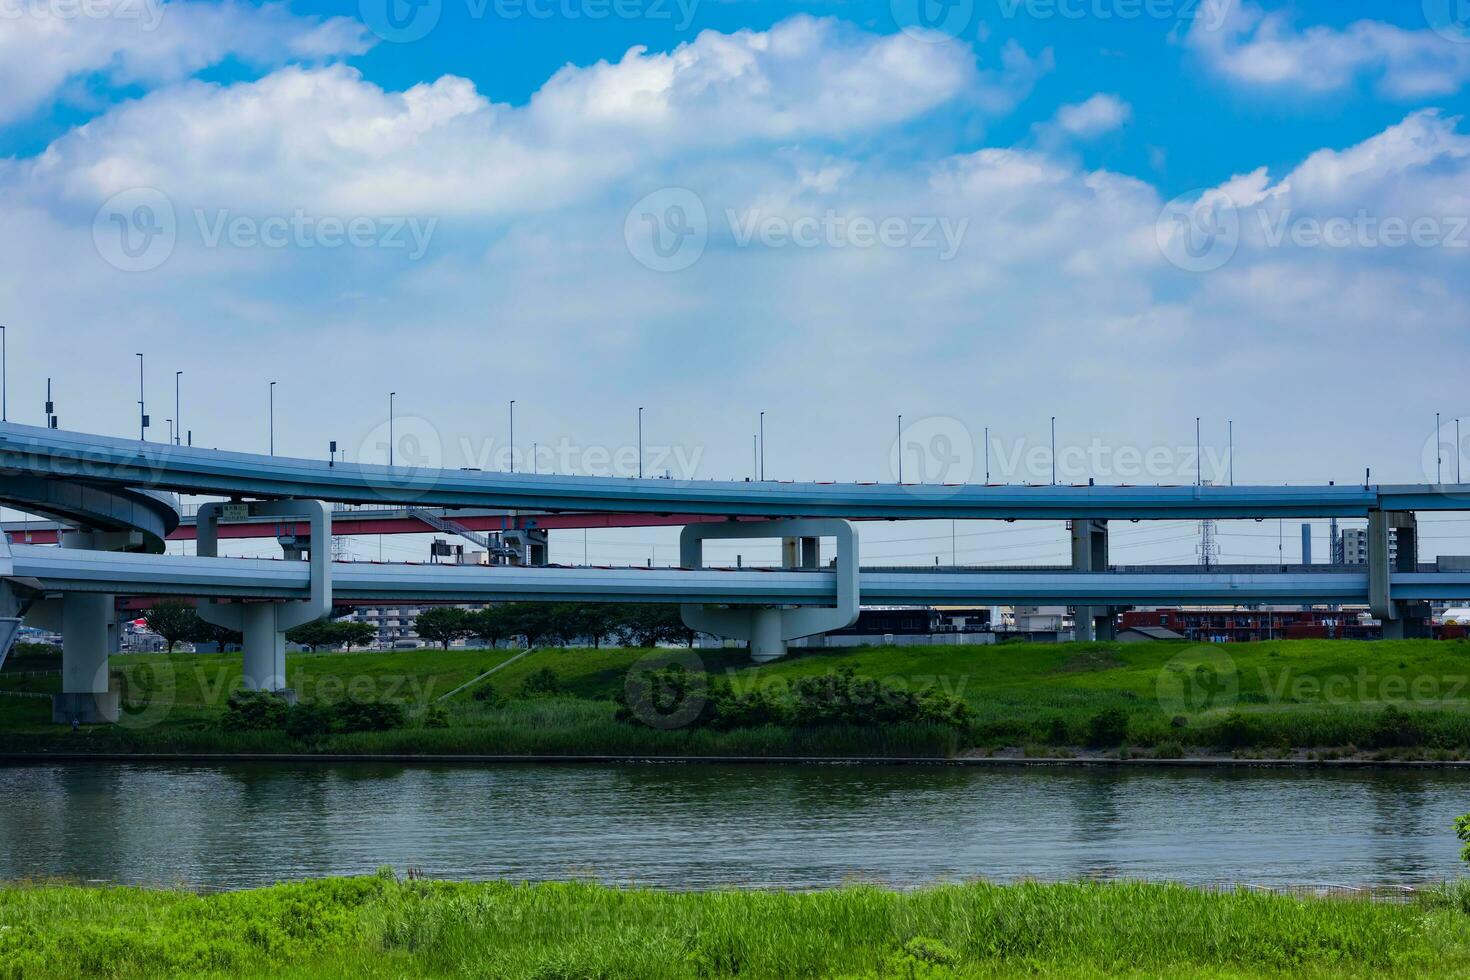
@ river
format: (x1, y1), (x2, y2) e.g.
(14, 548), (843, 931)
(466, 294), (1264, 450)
(1, 762), (1464, 890)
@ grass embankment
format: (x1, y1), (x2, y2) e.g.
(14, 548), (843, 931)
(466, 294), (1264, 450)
(3, 639), (1470, 758)
(3, 873), (1469, 979)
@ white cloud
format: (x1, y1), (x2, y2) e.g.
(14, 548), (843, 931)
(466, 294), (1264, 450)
(16, 17), (1002, 218)
(0, 0), (372, 126)
(1187, 1), (1470, 98)
(1050, 94), (1131, 139)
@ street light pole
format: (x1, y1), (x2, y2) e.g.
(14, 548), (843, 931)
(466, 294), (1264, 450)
(759, 411), (765, 481)
(1195, 416), (1201, 486)
(175, 371), (182, 445)
(136, 353), (146, 441)
(1458, 418), (1463, 484)
(1437, 412), (1443, 483)
(1, 325), (7, 422)
(637, 406), (644, 479)
(389, 392), (396, 467)
(897, 414), (903, 483)
(1050, 416), (1056, 485)
(509, 399), (516, 474)
(268, 381), (276, 456)
(1228, 419), (1234, 486)
(984, 425), (990, 483)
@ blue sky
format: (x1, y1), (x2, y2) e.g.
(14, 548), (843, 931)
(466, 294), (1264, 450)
(1, 0), (1469, 565)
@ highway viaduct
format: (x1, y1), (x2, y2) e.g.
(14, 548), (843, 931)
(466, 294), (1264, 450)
(0, 422), (1465, 722)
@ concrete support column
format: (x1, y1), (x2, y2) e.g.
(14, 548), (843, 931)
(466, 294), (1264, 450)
(1070, 519), (1109, 642)
(1370, 510), (1426, 638)
(52, 529), (119, 723)
(749, 607), (785, 662)
(240, 603), (288, 691)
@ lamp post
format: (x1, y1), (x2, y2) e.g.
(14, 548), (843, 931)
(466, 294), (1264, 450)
(897, 414), (903, 483)
(1, 324), (7, 422)
(1195, 417), (1201, 486)
(269, 381), (276, 456)
(758, 411), (765, 481)
(136, 353), (146, 440)
(509, 399), (516, 474)
(1458, 418), (1463, 485)
(388, 392), (396, 467)
(1437, 412), (1443, 483)
(984, 425), (990, 483)
(1228, 419), (1234, 486)
(1049, 416), (1056, 485)
(637, 406), (644, 479)
(174, 371), (182, 445)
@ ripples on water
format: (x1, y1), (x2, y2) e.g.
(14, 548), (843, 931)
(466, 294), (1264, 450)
(1, 763), (1465, 890)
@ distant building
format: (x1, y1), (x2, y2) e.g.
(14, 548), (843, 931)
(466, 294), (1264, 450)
(1117, 625), (1186, 643)
(341, 603), (490, 649)
(1339, 527), (1397, 566)
(1119, 608), (1377, 642)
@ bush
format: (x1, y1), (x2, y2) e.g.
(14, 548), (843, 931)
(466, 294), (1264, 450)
(1370, 705), (1424, 748)
(221, 690), (289, 732)
(333, 699), (406, 733)
(1045, 715), (1073, 745)
(422, 705), (451, 729)
(1458, 814), (1470, 865)
(471, 684), (505, 707)
(284, 702), (335, 742)
(1085, 707), (1129, 748)
(1212, 712), (1257, 750)
(519, 667), (565, 698)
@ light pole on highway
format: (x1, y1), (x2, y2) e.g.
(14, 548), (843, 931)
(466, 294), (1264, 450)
(1050, 416), (1056, 485)
(1, 325), (7, 422)
(1437, 412), (1443, 483)
(1195, 417), (1202, 487)
(897, 414), (903, 483)
(268, 381), (276, 456)
(388, 392), (396, 467)
(136, 353), (147, 440)
(758, 411), (765, 481)
(509, 399), (516, 474)
(638, 406), (644, 479)
(175, 371), (182, 445)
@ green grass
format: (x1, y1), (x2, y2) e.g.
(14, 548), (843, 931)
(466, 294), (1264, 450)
(2, 873), (1468, 978)
(4, 639), (1470, 757)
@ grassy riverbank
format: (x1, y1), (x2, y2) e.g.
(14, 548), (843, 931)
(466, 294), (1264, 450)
(3, 639), (1470, 758)
(3, 872), (1469, 978)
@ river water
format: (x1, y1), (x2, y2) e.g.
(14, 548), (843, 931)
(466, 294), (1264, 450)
(1, 763), (1465, 890)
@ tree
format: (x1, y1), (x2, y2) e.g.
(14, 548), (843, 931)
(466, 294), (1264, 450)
(1458, 814), (1470, 865)
(286, 619), (338, 651)
(188, 619), (241, 651)
(143, 601), (200, 653)
(414, 606), (473, 649)
(466, 606), (513, 649)
(338, 621), (377, 651)
(617, 605), (688, 648)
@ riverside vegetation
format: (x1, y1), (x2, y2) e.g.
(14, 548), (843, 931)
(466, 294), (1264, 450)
(2, 870), (1470, 979)
(3, 635), (1470, 758)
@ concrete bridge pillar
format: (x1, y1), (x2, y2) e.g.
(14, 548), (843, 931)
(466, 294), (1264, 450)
(50, 529), (119, 723)
(197, 499), (332, 696)
(1370, 510), (1428, 639)
(1070, 519), (1112, 642)
(680, 519), (859, 663)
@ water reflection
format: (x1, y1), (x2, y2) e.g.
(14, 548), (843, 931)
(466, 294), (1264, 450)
(0, 763), (1465, 891)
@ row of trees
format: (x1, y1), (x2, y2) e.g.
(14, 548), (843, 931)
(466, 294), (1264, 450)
(142, 601), (375, 653)
(414, 603), (699, 650)
(141, 600), (699, 653)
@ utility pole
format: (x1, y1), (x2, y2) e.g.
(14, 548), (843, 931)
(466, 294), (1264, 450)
(136, 353), (146, 440)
